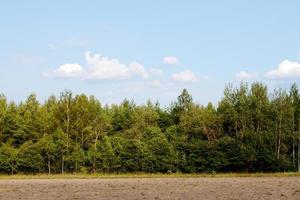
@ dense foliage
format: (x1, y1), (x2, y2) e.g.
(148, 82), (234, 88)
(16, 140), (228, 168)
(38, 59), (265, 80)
(0, 82), (300, 174)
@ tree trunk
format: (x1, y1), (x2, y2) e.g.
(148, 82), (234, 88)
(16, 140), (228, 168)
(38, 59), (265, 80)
(81, 131), (84, 148)
(277, 115), (282, 159)
(275, 117), (278, 155)
(75, 142), (78, 172)
(93, 157), (96, 174)
(293, 134), (295, 166)
(298, 136), (300, 172)
(61, 153), (64, 174)
(292, 119), (295, 166)
(93, 134), (98, 173)
(298, 122), (300, 172)
(66, 105), (70, 148)
(47, 153), (51, 175)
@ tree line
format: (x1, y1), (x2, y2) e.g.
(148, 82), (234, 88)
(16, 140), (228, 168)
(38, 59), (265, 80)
(0, 82), (300, 174)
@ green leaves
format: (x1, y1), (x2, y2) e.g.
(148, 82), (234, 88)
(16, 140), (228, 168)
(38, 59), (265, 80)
(0, 142), (19, 174)
(0, 83), (300, 174)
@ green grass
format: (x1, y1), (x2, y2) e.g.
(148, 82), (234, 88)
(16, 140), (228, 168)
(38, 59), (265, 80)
(0, 172), (299, 179)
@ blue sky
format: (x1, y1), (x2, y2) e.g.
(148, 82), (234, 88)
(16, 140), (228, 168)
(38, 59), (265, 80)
(1, 0), (300, 106)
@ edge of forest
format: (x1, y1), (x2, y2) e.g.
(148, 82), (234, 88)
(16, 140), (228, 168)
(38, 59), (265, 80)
(0, 172), (299, 179)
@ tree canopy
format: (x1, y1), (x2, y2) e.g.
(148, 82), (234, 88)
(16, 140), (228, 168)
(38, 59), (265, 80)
(0, 82), (300, 174)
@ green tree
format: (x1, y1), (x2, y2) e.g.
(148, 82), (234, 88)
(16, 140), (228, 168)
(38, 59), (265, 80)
(271, 89), (293, 170)
(18, 140), (43, 173)
(0, 94), (7, 143)
(2, 102), (24, 145)
(36, 135), (57, 174)
(0, 142), (19, 174)
(289, 83), (300, 171)
(18, 94), (43, 143)
(171, 89), (193, 124)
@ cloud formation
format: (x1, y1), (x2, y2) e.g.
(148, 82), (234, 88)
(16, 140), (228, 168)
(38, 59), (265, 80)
(163, 56), (179, 65)
(84, 52), (132, 80)
(149, 68), (163, 77)
(52, 63), (83, 78)
(265, 60), (300, 79)
(236, 71), (258, 80)
(47, 52), (153, 81)
(172, 70), (198, 82)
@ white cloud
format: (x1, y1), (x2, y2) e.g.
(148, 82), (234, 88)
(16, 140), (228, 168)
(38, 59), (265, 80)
(50, 63), (83, 78)
(84, 52), (149, 80)
(129, 62), (149, 79)
(163, 56), (179, 65)
(47, 52), (153, 81)
(235, 71), (258, 80)
(265, 60), (300, 79)
(84, 52), (131, 80)
(171, 70), (198, 82)
(149, 68), (163, 77)
(149, 80), (161, 87)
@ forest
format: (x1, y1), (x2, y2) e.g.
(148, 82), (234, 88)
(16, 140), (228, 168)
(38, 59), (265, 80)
(0, 82), (300, 174)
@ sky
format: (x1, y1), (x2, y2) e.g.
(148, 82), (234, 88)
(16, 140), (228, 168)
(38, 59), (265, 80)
(1, 0), (300, 106)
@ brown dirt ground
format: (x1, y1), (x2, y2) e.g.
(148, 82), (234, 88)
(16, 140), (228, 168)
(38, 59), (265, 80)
(0, 177), (299, 200)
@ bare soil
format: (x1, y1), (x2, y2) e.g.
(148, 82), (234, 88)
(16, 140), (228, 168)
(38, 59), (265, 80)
(0, 177), (299, 200)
